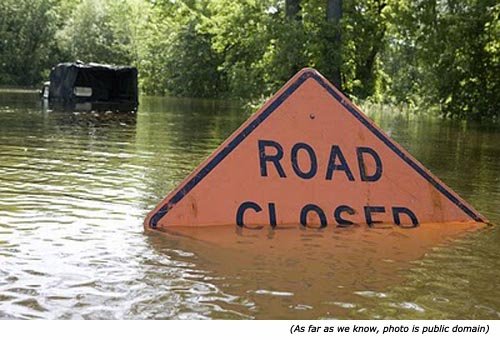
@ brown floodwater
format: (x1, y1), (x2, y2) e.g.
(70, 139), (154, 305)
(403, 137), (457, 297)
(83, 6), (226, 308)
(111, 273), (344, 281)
(0, 91), (499, 319)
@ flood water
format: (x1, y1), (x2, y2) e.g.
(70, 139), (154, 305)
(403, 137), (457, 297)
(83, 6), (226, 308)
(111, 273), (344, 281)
(0, 91), (499, 319)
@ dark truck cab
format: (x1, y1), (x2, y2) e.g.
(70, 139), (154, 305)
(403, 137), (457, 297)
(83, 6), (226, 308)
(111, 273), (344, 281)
(45, 61), (138, 112)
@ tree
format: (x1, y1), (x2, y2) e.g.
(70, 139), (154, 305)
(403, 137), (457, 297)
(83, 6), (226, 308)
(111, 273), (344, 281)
(57, 0), (148, 66)
(385, 0), (499, 119)
(0, 0), (60, 85)
(0, 0), (496, 119)
(140, 0), (224, 97)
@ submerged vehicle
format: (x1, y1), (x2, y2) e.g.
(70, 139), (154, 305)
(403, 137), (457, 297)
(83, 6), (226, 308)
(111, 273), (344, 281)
(43, 61), (138, 112)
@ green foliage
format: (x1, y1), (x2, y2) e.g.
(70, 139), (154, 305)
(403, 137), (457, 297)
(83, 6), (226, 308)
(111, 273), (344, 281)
(207, 0), (306, 99)
(0, 0), (60, 85)
(57, 0), (146, 65)
(342, 0), (389, 100)
(383, 0), (499, 119)
(140, 0), (223, 97)
(0, 0), (497, 119)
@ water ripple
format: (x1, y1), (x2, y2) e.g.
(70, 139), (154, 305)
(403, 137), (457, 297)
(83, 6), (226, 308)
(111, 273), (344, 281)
(1, 93), (499, 319)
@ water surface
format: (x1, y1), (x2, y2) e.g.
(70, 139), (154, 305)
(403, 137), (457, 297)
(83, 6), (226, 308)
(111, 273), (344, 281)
(0, 91), (499, 319)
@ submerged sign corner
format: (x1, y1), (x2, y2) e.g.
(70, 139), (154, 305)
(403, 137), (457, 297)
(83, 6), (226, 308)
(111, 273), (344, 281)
(144, 67), (488, 230)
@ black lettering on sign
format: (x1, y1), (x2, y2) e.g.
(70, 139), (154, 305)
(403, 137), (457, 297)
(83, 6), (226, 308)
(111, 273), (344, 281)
(334, 205), (355, 227)
(268, 202), (277, 227)
(364, 205), (386, 226)
(357, 147), (383, 181)
(258, 140), (286, 178)
(392, 206), (419, 228)
(300, 204), (327, 228)
(258, 141), (385, 183)
(326, 145), (355, 181)
(236, 201), (262, 227)
(291, 142), (317, 179)
(235, 201), (420, 229)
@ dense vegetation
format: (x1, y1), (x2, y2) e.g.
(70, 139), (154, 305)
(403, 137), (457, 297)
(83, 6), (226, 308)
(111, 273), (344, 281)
(0, 0), (498, 119)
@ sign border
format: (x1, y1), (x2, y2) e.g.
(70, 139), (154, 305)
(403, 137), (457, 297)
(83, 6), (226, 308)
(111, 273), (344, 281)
(148, 69), (486, 228)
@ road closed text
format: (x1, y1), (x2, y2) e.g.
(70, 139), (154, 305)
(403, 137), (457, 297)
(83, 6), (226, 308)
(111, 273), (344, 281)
(234, 139), (419, 228)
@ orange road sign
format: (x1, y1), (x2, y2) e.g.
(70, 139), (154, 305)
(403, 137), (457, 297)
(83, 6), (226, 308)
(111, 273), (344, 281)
(144, 68), (488, 230)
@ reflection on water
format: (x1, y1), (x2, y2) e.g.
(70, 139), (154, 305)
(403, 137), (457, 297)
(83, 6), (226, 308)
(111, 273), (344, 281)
(0, 91), (499, 319)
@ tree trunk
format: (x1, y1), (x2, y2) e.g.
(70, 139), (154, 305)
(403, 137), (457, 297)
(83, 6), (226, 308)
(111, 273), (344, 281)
(284, 0), (302, 75)
(286, 0), (301, 21)
(326, 0), (343, 23)
(355, 0), (387, 98)
(326, 0), (343, 89)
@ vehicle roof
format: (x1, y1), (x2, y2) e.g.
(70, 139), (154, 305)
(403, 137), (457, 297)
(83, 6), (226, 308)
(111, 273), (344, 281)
(54, 61), (137, 72)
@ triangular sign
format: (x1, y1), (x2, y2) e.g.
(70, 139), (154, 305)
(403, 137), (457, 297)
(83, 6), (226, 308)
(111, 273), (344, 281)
(145, 68), (487, 230)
